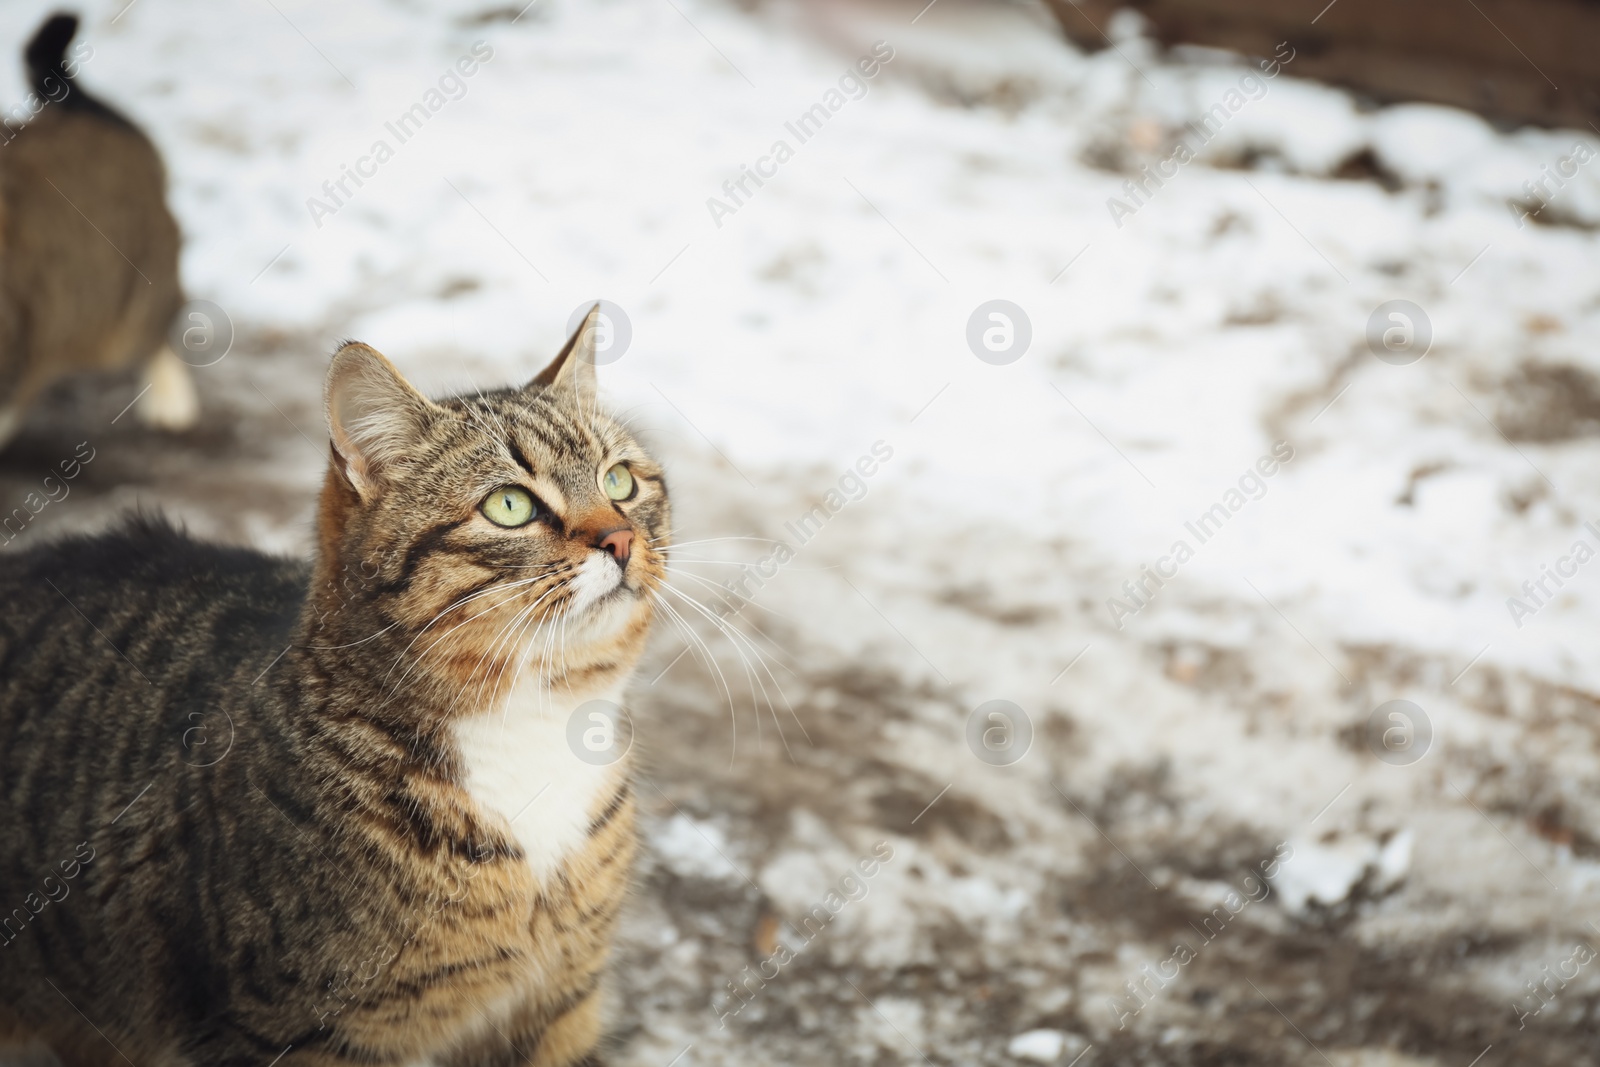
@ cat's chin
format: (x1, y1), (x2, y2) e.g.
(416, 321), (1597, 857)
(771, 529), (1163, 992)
(565, 584), (642, 642)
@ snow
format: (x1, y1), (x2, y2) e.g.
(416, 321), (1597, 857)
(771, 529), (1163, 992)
(1272, 831), (1416, 915)
(652, 812), (741, 882)
(1007, 1028), (1068, 1062)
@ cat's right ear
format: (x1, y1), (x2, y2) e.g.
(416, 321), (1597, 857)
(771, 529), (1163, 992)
(325, 343), (437, 502)
(527, 305), (600, 402)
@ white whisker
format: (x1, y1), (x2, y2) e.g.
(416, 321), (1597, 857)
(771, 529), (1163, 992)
(649, 592), (739, 766)
(381, 572), (564, 716)
(668, 568), (796, 625)
(463, 580), (565, 715)
(657, 583), (805, 763)
(657, 536), (787, 551)
(388, 569), (559, 670)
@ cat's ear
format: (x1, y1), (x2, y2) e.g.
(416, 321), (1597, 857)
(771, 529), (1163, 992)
(528, 305), (599, 402)
(325, 342), (438, 501)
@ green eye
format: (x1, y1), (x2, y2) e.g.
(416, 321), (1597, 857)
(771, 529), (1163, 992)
(602, 463), (635, 501)
(482, 486), (535, 527)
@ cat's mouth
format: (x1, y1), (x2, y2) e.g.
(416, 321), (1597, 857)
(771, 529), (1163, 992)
(558, 573), (641, 648)
(567, 551), (632, 617)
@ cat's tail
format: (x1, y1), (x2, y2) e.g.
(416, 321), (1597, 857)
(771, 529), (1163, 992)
(24, 13), (79, 98)
(24, 12), (132, 128)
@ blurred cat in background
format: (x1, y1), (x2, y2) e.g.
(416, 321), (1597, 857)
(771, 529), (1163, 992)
(0, 12), (193, 450)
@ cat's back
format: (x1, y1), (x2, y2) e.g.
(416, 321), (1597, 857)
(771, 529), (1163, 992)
(0, 19), (183, 412)
(3, 92), (170, 228)
(0, 13), (192, 445)
(0, 101), (181, 355)
(0, 519), (316, 1057)
(0, 515), (309, 732)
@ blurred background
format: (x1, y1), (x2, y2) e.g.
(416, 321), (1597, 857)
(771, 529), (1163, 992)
(3, 0), (1600, 1063)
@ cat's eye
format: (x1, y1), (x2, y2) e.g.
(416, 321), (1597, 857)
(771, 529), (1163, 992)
(602, 463), (635, 502)
(481, 486), (535, 527)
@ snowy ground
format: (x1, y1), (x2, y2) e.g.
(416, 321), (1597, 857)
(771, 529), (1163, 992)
(5, 0), (1600, 1063)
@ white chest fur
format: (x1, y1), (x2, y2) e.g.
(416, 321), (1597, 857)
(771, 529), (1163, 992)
(450, 678), (628, 884)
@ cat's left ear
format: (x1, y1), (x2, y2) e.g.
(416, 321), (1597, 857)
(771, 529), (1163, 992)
(528, 305), (599, 402)
(325, 342), (439, 502)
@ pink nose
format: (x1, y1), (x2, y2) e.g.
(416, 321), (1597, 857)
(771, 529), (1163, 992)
(597, 527), (633, 568)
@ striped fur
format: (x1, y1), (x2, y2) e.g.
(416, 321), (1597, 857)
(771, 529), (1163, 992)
(0, 313), (667, 1066)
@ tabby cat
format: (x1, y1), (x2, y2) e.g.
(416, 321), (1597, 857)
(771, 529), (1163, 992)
(0, 308), (669, 1067)
(0, 13), (193, 449)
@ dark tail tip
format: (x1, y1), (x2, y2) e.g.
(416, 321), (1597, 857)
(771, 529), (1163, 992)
(25, 12), (79, 95)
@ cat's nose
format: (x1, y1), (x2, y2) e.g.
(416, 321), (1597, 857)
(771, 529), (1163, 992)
(596, 527), (633, 568)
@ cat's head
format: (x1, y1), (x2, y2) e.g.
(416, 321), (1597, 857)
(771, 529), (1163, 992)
(312, 308), (669, 706)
